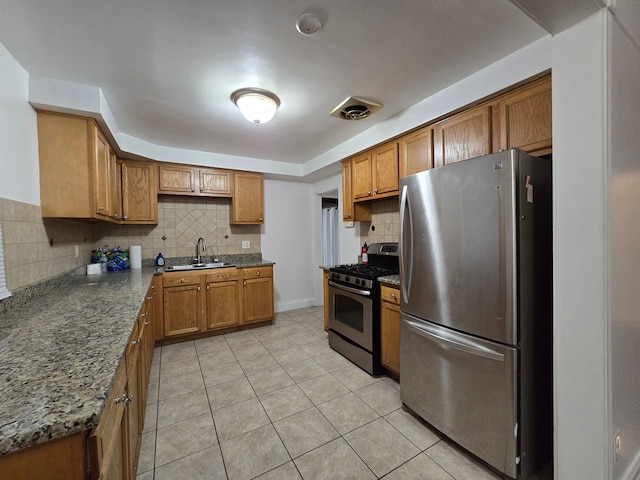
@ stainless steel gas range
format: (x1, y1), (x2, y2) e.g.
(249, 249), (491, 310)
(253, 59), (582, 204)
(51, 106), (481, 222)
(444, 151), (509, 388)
(327, 242), (399, 375)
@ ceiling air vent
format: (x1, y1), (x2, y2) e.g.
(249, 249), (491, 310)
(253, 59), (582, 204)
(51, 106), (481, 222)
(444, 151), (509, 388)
(329, 96), (382, 121)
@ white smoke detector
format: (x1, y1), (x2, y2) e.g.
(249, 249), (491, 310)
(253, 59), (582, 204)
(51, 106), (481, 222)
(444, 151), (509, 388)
(329, 96), (383, 120)
(296, 13), (322, 36)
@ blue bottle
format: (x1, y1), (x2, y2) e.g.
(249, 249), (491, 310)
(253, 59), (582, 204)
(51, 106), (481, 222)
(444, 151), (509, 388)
(155, 253), (165, 267)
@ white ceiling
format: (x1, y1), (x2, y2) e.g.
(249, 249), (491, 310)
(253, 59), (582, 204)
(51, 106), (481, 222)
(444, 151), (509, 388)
(0, 0), (601, 175)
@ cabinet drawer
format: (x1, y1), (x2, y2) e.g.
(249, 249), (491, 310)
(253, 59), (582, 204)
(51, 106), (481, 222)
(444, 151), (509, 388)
(381, 285), (400, 306)
(162, 272), (202, 287)
(205, 268), (238, 282)
(241, 266), (273, 279)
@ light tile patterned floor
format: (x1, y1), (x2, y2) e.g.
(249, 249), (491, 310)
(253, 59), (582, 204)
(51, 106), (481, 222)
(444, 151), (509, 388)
(136, 306), (503, 480)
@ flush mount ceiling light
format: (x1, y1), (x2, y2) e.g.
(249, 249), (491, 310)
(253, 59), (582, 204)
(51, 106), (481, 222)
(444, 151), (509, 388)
(231, 88), (281, 126)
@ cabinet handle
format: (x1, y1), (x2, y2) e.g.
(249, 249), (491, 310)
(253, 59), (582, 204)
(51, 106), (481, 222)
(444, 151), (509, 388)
(206, 285), (210, 291)
(256, 271), (261, 276)
(197, 286), (201, 292)
(132, 339), (141, 346)
(122, 216), (128, 220)
(97, 206), (104, 212)
(390, 293), (396, 299)
(243, 281), (247, 286)
(181, 278), (185, 283)
(151, 285), (155, 289)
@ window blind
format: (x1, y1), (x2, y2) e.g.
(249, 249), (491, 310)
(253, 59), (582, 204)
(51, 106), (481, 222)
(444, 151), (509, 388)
(0, 222), (11, 300)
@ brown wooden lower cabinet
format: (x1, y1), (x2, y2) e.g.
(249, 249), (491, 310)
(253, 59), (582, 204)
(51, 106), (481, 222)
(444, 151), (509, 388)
(158, 266), (274, 343)
(241, 266), (274, 324)
(380, 284), (401, 378)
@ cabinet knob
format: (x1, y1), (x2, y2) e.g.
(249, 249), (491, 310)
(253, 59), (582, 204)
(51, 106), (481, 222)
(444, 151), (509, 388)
(347, 213), (351, 218)
(144, 321), (151, 325)
(132, 339), (141, 346)
(391, 293), (396, 299)
(181, 278), (185, 283)
(122, 216), (128, 220)
(367, 191), (371, 196)
(115, 393), (127, 404)
(125, 395), (134, 404)
(243, 281), (247, 286)
(206, 285), (210, 291)
(259, 217), (263, 221)
(197, 286), (201, 292)
(97, 206), (104, 212)
(256, 271), (261, 276)
(374, 189), (378, 193)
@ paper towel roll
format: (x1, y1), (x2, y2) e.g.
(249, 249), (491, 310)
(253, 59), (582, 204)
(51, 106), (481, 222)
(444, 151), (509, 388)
(130, 245), (142, 269)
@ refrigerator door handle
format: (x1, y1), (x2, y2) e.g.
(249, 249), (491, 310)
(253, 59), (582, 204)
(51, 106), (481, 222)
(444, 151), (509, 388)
(405, 319), (505, 362)
(399, 184), (413, 302)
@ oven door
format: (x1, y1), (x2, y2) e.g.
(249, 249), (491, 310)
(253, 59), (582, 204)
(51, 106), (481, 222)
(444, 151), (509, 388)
(328, 281), (373, 351)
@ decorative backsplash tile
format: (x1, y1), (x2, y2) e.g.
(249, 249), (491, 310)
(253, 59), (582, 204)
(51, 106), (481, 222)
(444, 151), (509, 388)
(0, 195), (261, 292)
(359, 197), (400, 245)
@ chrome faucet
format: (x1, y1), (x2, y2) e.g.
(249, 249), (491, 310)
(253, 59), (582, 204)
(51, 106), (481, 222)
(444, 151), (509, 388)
(195, 237), (206, 264)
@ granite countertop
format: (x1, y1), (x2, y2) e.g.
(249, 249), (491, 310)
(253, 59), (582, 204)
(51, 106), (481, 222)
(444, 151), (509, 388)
(0, 267), (157, 455)
(378, 274), (400, 286)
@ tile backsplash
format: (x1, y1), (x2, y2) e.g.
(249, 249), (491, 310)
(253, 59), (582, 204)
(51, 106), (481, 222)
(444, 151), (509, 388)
(1, 195), (261, 292)
(359, 197), (400, 245)
(94, 196), (261, 261)
(0, 197), (96, 291)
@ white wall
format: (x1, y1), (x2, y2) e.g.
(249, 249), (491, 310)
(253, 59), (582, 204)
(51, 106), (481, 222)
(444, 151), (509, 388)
(262, 178), (315, 312)
(609, 12), (640, 480)
(0, 43), (39, 204)
(552, 11), (609, 479)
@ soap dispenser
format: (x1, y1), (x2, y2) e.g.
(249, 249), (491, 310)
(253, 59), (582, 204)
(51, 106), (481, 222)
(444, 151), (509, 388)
(155, 253), (165, 267)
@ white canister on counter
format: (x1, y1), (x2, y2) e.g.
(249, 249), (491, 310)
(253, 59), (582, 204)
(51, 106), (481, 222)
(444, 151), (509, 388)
(130, 245), (142, 269)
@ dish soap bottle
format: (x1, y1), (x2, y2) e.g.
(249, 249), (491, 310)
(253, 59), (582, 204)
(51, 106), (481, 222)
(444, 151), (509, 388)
(155, 253), (165, 267)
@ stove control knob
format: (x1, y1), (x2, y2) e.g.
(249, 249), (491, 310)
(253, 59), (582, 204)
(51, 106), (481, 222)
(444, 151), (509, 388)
(345, 276), (350, 282)
(355, 279), (360, 285)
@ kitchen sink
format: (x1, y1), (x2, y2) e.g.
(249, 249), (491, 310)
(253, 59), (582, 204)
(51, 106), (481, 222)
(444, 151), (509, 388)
(165, 262), (234, 271)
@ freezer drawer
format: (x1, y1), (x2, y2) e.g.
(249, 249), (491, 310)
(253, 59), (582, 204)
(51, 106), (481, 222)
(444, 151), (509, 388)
(400, 313), (519, 478)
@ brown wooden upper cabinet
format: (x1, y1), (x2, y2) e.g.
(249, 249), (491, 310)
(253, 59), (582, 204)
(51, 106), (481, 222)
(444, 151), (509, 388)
(433, 105), (492, 168)
(399, 126), (434, 178)
(37, 111), (157, 224)
(494, 75), (552, 157)
(121, 160), (158, 224)
(157, 163), (232, 197)
(352, 141), (399, 201)
(231, 171), (264, 224)
(341, 159), (371, 222)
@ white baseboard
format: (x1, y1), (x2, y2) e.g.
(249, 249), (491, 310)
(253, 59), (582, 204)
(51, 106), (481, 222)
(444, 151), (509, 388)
(274, 298), (317, 313)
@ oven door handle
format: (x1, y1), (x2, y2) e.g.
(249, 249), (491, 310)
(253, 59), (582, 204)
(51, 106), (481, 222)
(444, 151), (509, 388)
(328, 281), (371, 297)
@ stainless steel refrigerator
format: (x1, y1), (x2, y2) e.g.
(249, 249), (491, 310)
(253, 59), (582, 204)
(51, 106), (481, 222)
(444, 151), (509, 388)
(399, 149), (552, 479)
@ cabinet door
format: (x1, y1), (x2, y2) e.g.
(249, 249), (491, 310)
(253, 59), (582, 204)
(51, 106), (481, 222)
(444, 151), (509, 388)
(498, 75), (552, 156)
(163, 283), (203, 336)
(158, 164), (196, 194)
(372, 142), (399, 196)
(380, 286), (401, 377)
(88, 362), (128, 480)
(125, 338), (141, 477)
(241, 267), (274, 323)
(94, 127), (113, 219)
(232, 172), (264, 224)
(351, 152), (373, 200)
(341, 160), (354, 221)
(399, 126), (433, 177)
(206, 280), (240, 329)
(110, 154), (123, 221)
(121, 160), (158, 224)
(433, 105), (492, 167)
(200, 168), (232, 196)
